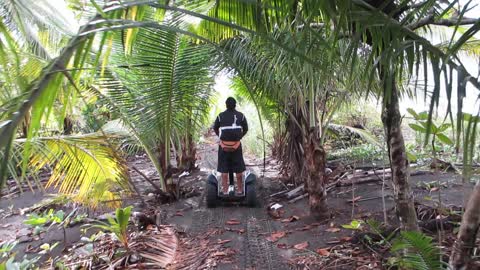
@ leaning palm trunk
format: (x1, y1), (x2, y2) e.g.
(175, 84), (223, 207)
(304, 127), (328, 219)
(381, 81), (419, 232)
(449, 183), (480, 269)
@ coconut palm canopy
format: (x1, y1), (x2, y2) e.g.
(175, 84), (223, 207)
(0, 1), (479, 263)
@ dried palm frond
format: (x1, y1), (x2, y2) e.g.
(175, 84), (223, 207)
(130, 227), (178, 269)
(169, 228), (234, 270)
(57, 226), (178, 270)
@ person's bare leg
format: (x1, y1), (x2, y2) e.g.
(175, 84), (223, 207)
(236, 172), (244, 194)
(221, 173), (229, 194)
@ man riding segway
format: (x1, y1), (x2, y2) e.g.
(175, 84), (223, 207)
(213, 97), (248, 195)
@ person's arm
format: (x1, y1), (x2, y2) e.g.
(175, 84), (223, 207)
(213, 115), (220, 136)
(241, 114), (248, 137)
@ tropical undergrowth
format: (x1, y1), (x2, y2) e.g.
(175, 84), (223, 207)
(317, 100), (385, 163)
(327, 143), (384, 163)
(353, 219), (449, 270)
(1, 3), (217, 206)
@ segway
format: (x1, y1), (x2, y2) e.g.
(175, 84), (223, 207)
(206, 170), (257, 208)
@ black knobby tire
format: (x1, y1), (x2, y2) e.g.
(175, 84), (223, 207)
(246, 183), (257, 208)
(206, 182), (217, 208)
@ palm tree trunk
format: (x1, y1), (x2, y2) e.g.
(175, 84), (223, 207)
(177, 135), (196, 171)
(449, 183), (480, 269)
(156, 142), (169, 188)
(63, 115), (73, 135)
(304, 127), (329, 219)
(285, 109), (306, 185)
(20, 111), (31, 138)
(381, 80), (419, 232)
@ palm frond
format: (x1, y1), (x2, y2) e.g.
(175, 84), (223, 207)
(0, 0), (77, 59)
(88, 7), (215, 188)
(13, 133), (130, 208)
(327, 124), (383, 148)
(2, 0), (480, 190)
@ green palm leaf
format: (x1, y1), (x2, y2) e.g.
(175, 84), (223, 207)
(91, 8), (215, 188)
(12, 133), (130, 208)
(1, 0), (480, 191)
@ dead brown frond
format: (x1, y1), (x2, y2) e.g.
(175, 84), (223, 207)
(56, 226), (177, 269)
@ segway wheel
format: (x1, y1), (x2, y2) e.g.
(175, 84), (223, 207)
(206, 182), (218, 208)
(246, 183), (257, 208)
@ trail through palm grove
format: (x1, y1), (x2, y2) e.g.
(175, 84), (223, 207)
(165, 136), (290, 270)
(0, 135), (475, 269)
(2, 1), (480, 269)
(154, 135), (473, 269)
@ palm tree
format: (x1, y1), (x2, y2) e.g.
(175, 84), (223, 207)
(208, 1), (480, 263)
(1, 0), (480, 240)
(0, 0), (88, 194)
(0, 0), (78, 138)
(0, 1), (215, 202)
(97, 24), (215, 189)
(218, 32), (370, 217)
(0, 0), (76, 59)
(96, 0), (480, 241)
(200, 0), (478, 231)
(343, 0), (480, 240)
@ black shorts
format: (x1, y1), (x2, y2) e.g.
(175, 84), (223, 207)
(217, 143), (246, 173)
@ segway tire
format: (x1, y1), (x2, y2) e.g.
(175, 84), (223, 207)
(206, 182), (217, 208)
(246, 183), (257, 208)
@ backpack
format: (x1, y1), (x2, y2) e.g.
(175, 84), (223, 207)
(219, 114), (243, 151)
(219, 114), (243, 141)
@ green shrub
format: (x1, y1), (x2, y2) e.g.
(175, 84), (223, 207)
(93, 206), (132, 249)
(389, 231), (445, 270)
(23, 209), (65, 227)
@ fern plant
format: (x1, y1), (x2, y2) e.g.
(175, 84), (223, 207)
(93, 206), (132, 249)
(389, 231), (445, 270)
